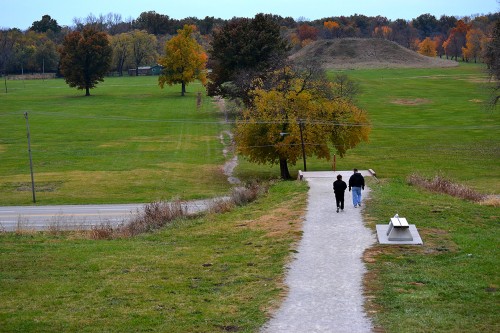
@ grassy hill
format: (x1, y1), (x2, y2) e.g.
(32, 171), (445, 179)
(290, 38), (458, 69)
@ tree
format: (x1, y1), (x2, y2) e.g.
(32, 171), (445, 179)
(30, 15), (61, 33)
(110, 33), (131, 75)
(129, 30), (157, 76)
(462, 29), (484, 63)
(418, 37), (437, 57)
(133, 11), (171, 35)
(234, 66), (370, 179)
(158, 25), (207, 96)
(443, 20), (469, 60)
(34, 37), (59, 73)
(0, 30), (19, 92)
(331, 73), (360, 102)
(390, 19), (418, 48)
(483, 20), (500, 106)
(373, 26), (392, 39)
(412, 13), (439, 39)
(323, 21), (340, 39)
(12, 34), (35, 74)
(59, 27), (112, 96)
(298, 24), (319, 42)
(207, 14), (290, 106)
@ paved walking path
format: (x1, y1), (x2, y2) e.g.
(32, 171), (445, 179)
(262, 170), (375, 333)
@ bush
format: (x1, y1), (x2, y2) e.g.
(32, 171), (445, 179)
(120, 200), (186, 237)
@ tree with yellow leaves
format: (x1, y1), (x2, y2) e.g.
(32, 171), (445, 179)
(158, 25), (207, 96)
(418, 37), (437, 57)
(234, 66), (370, 179)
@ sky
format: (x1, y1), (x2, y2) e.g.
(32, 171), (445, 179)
(1, 0), (498, 30)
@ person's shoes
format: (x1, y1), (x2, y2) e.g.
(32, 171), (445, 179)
(341, 209), (344, 212)
(354, 204), (357, 208)
(358, 203), (361, 207)
(336, 207), (339, 213)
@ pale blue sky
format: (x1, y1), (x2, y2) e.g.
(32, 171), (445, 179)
(1, 0), (498, 30)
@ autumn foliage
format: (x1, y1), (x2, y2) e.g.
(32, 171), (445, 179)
(418, 37), (437, 57)
(158, 25), (207, 96)
(235, 67), (370, 179)
(59, 27), (112, 96)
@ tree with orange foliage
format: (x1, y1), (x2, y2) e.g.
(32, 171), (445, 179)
(324, 21), (340, 39)
(418, 37), (437, 57)
(373, 26), (392, 39)
(443, 20), (469, 60)
(462, 29), (484, 63)
(298, 24), (319, 42)
(158, 25), (207, 96)
(433, 36), (445, 58)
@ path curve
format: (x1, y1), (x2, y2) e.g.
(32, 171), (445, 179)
(262, 170), (375, 333)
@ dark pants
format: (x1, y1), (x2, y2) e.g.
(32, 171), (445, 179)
(335, 192), (345, 210)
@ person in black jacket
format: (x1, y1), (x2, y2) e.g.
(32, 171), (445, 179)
(333, 174), (347, 213)
(348, 168), (365, 208)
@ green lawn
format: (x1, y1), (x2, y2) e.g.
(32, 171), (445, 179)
(0, 181), (308, 333)
(1, 64), (498, 332)
(0, 77), (231, 205)
(364, 177), (499, 333)
(321, 64), (498, 192)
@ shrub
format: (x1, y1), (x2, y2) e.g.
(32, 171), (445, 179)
(120, 200), (186, 237)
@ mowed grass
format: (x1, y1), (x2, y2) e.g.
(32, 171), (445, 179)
(1, 64), (499, 333)
(0, 180), (308, 332)
(364, 178), (499, 333)
(0, 76), (230, 205)
(244, 63), (498, 193)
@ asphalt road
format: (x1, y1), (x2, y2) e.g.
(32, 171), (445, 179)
(0, 200), (218, 232)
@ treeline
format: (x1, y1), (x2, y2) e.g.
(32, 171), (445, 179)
(0, 11), (498, 76)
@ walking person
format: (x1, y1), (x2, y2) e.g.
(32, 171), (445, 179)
(333, 174), (347, 213)
(349, 168), (365, 208)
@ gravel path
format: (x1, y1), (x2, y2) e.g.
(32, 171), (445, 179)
(262, 171), (375, 333)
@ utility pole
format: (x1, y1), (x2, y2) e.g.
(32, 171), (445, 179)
(298, 119), (307, 171)
(24, 112), (36, 203)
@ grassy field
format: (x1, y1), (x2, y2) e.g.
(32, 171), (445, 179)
(0, 77), (231, 205)
(236, 64), (499, 193)
(1, 64), (499, 332)
(364, 178), (499, 333)
(0, 181), (308, 332)
(324, 63), (499, 192)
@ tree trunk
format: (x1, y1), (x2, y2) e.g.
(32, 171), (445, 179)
(279, 158), (291, 180)
(181, 81), (186, 96)
(85, 86), (90, 96)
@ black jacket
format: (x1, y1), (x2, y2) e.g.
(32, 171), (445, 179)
(349, 172), (365, 189)
(333, 180), (347, 193)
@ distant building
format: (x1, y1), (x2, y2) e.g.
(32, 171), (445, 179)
(128, 65), (163, 76)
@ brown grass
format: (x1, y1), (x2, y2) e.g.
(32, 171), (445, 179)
(85, 183), (270, 239)
(391, 98), (431, 105)
(407, 173), (487, 202)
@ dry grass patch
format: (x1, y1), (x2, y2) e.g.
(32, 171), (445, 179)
(480, 195), (500, 207)
(391, 98), (431, 105)
(407, 173), (486, 202)
(244, 202), (305, 238)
